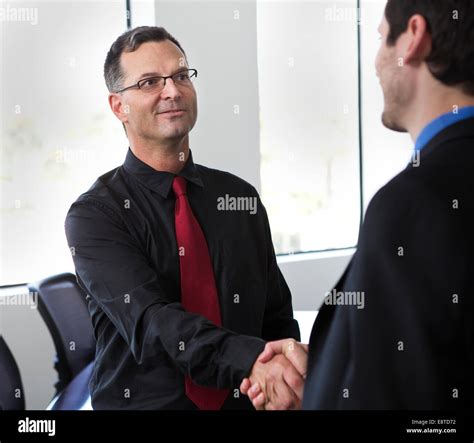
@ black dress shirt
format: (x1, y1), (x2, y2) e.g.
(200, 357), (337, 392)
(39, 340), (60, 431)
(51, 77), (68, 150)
(65, 148), (300, 410)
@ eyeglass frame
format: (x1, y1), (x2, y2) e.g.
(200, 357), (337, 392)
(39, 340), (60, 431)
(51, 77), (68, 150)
(114, 68), (198, 94)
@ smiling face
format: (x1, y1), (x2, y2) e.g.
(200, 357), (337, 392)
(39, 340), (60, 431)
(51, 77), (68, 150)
(375, 15), (410, 133)
(111, 40), (198, 146)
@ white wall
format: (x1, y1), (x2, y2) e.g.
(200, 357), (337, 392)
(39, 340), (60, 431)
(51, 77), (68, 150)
(280, 250), (353, 310)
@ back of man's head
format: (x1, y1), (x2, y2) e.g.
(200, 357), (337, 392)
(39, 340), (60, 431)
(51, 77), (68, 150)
(385, 0), (474, 96)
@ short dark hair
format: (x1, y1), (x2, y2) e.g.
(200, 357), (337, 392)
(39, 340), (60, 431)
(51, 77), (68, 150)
(385, 0), (474, 95)
(104, 26), (186, 93)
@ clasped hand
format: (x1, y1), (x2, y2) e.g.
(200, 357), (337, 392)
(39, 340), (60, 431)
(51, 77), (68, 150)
(240, 339), (308, 410)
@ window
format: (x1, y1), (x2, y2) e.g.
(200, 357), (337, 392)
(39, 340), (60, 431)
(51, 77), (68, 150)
(0, 1), (128, 285)
(257, 0), (361, 255)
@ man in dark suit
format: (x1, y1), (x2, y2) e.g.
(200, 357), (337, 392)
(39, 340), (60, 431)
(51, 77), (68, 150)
(242, 0), (474, 409)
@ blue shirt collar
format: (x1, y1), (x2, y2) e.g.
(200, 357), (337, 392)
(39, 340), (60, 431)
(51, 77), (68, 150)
(415, 106), (474, 151)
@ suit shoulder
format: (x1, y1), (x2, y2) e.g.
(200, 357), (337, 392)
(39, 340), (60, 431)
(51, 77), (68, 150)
(363, 165), (463, 243)
(367, 165), (445, 217)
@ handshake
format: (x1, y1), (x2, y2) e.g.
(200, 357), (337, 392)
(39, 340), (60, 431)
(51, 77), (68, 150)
(240, 339), (309, 410)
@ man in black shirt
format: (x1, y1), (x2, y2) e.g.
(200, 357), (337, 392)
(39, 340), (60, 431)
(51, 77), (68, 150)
(65, 26), (304, 410)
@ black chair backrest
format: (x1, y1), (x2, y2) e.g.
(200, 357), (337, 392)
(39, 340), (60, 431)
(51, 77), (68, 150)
(49, 361), (93, 410)
(0, 335), (25, 410)
(27, 273), (95, 394)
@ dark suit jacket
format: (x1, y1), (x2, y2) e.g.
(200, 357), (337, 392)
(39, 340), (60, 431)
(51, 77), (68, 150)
(303, 117), (474, 410)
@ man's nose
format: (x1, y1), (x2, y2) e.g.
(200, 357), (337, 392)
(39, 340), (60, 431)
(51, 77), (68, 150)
(160, 78), (181, 99)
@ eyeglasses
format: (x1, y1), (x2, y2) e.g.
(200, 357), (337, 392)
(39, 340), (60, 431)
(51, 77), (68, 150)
(115, 69), (198, 94)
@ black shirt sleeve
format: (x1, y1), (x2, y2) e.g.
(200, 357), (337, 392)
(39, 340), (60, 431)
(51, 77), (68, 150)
(65, 197), (265, 389)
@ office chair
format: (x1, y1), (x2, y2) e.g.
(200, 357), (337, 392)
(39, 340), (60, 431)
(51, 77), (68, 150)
(27, 273), (95, 395)
(47, 361), (93, 410)
(0, 335), (25, 410)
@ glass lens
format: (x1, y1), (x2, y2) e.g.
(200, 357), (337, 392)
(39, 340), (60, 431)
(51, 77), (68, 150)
(138, 77), (163, 91)
(173, 70), (192, 84)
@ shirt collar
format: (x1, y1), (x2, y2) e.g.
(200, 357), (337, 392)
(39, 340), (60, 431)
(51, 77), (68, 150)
(415, 106), (474, 152)
(122, 148), (204, 198)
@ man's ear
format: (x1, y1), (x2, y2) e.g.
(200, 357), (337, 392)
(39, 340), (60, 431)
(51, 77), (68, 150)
(109, 93), (130, 124)
(403, 14), (432, 65)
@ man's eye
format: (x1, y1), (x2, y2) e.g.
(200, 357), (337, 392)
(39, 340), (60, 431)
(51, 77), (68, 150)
(175, 73), (190, 81)
(142, 78), (159, 87)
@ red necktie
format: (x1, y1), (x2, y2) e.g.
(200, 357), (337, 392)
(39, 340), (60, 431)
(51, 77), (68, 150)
(172, 176), (229, 410)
